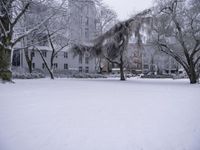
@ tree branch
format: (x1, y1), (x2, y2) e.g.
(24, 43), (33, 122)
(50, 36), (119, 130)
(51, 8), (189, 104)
(194, 57), (200, 66)
(12, 14), (54, 47)
(11, 0), (67, 47)
(0, 0), (12, 24)
(103, 54), (120, 65)
(36, 47), (54, 79)
(0, 19), (7, 37)
(11, 3), (30, 27)
(157, 42), (189, 70)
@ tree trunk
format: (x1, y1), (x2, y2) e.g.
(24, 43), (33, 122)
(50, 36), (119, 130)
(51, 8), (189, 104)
(188, 67), (197, 84)
(50, 53), (54, 73)
(98, 58), (103, 74)
(24, 49), (33, 73)
(37, 49), (54, 79)
(119, 55), (125, 81)
(28, 61), (32, 74)
(0, 46), (12, 81)
(49, 70), (54, 80)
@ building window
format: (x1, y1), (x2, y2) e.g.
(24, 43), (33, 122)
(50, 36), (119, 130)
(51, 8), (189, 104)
(64, 52), (68, 58)
(42, 63), (45, 69)
(31, 51), (35, 57)
(32, 63), (35, 69)
(42, 50), (47, 57)
(79, 54), (83, 64)
(64, 64), (68, 70)
(85, 28), (89, 41)
(12, 50), (20, 66)
(85, 16), (89, 26)
(85, 57), (89, 64)
(53, 63), (58, 69)
(79, 66), (83, 73)
(85, 67), (89, 73)
(144, 64), (149, 69)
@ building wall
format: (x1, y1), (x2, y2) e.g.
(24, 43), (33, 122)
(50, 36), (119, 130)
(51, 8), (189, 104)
(126, 43), (143, 73)
(69, 0), (97, 43)
(126, 43), (180, 75)
(13, 0), (97, 73)
(13, 47), (96, 73)
(142, 44), (179, 74)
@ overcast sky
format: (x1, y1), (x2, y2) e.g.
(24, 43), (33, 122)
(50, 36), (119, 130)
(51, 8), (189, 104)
(103, 0), (154, 20)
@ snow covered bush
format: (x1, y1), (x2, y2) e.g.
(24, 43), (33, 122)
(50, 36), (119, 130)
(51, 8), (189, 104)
(12, 72), (45, 79)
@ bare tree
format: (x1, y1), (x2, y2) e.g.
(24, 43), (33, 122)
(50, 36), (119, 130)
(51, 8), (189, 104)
(21, 0), (68, 74)
(95, 3), (118, 73)
(152, 0), (200, 84)
(36, 25), (70, 79)
(0, 0), (65, 81)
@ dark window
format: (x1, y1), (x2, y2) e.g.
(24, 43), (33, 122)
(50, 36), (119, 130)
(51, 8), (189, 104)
(79, 54), (83, 64)
(53, 63), (58, 69)
(12, 50), (20, 66)
(85, 57), (89, 64)
(42, 50), (47, 57)
(64, 64), (68, 70)
(42, 63), (45, 69)
(85, 67), (89, 73)
(64, 52), (68, 58)
(32, 63), (35, 69)
(86, 16), (89, 26)
(79, 66), (83, 73)
(31, 51), (35, 57)
(144, 64), (149, 69)
(85, 28), (89, 41)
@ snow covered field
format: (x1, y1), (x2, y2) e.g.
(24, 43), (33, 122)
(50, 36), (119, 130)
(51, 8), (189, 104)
(0, 78), (200, 150)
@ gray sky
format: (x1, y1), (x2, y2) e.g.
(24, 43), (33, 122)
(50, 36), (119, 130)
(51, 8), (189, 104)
(103, 0), (154, 20)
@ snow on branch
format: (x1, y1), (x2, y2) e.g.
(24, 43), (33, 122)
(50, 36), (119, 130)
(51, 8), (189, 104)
(12, 14), (54, 47)
(11, 0), (67, 47)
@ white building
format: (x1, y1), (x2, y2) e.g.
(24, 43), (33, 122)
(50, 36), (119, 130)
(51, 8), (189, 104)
(13, 46), (96, 73)
(69, 0), (97, 43)
(12, 0), (97, 74)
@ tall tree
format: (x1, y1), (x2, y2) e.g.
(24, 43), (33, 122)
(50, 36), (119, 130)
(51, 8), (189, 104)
(72, 9), (152, 80)
(152, 0), (200, 84)
(0, 0), (30, 81)
(22, 0), (69, 74)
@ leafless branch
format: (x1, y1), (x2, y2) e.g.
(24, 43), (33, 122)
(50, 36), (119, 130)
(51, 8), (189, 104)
(11, 2), (30, 27)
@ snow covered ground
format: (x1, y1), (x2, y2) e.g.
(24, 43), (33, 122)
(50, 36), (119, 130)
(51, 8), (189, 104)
(0, 78), (200, 150)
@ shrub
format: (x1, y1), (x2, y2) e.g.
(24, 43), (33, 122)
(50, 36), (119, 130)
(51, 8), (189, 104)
(0, 70), (12, 81)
